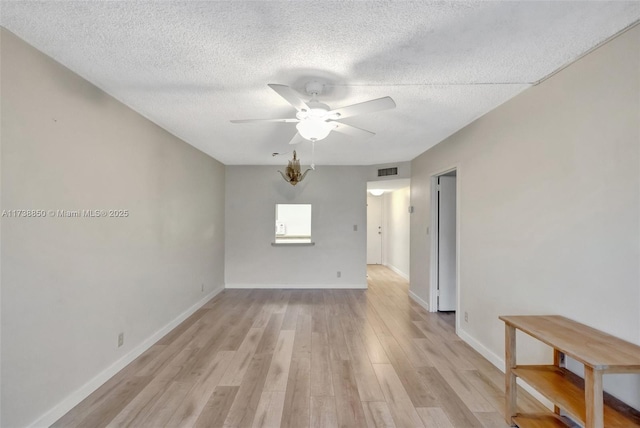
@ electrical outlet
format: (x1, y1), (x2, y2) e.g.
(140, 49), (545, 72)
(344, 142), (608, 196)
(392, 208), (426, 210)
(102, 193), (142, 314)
(464, 312), (469, 322)
(353, 225), (358, 232)
(337, 271), (341, 278)
(118, 332), (124, 347)
(201, 283), (204, 292)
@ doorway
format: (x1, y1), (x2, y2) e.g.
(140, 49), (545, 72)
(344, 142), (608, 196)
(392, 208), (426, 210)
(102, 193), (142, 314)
(430, 170), (457, 314)
(366, 194), (383, 264)
(366, 179), (411, 279)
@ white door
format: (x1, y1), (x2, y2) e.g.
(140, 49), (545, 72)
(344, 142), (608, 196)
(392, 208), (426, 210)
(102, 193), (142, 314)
(438, 176), (457, 311)
(367, 195), (383, 264)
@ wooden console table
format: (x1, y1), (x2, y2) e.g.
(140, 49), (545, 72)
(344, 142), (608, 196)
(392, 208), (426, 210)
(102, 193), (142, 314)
(499, 315), (640, 428)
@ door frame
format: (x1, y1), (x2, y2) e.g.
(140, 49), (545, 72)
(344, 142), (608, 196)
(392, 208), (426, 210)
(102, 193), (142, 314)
(429, 166), (461, 331)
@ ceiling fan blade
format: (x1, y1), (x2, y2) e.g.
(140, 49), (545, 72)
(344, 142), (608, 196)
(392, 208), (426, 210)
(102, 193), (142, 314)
(288, 132), (306, 145)
(328, 96), (396, 119)
(230, 118), (298, 123)
(332, 122), (375, 138)
(268, 84), (310, 112)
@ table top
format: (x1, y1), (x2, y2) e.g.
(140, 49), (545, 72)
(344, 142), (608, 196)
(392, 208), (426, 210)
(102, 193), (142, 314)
(499, 315), (640, 370)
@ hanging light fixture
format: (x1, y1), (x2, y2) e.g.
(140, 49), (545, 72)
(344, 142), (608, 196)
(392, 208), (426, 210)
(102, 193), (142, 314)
(295, 110), (337, 141)
(278, 151), (311, 186)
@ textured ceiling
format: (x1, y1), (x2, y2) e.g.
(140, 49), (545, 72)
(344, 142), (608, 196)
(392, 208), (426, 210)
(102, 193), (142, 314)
(1, 1), (639, 165)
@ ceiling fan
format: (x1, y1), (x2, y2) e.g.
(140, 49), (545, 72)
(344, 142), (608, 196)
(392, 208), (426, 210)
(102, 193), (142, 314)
(231, 81), (396, 145)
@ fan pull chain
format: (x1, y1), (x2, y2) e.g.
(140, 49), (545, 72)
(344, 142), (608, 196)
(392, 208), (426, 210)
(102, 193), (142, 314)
(311, 142), (316, 170)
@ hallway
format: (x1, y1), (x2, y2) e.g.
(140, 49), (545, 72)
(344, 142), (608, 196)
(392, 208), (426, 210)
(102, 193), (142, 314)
(54, 266), (545, 427)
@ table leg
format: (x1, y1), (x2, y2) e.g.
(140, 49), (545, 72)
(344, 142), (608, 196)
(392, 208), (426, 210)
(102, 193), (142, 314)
(505, 324), (517, 426)
(553, 349), (564, 415)
(584, 366), (603, 428)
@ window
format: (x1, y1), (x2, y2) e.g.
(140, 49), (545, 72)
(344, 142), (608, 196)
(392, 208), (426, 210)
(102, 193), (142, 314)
(275, 204), (312, 244)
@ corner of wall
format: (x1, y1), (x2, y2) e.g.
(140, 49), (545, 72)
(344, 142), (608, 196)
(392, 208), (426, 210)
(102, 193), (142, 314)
(408, 290), (429, 312)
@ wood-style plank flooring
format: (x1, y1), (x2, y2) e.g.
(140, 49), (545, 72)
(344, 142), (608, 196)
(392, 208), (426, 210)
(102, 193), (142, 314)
(53, 265), (546, 427)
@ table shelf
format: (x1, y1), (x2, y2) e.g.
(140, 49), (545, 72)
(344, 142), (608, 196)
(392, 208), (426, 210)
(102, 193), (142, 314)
(512, 413), (570, 428)
(513, 365), (639, 427)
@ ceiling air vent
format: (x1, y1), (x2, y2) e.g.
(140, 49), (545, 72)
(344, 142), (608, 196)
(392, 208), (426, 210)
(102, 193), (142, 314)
(377, 167), (398, 177)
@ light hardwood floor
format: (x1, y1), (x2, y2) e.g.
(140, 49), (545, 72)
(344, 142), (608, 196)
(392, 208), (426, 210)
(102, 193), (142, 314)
(53, 265), (546, 427)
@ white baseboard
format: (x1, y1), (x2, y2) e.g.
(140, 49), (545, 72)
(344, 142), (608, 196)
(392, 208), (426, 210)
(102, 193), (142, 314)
(225, 283), (367, 289)
(385, 264), (410, 280)
(456, 328), (504, 370)
(28, 286), (224, 428)
(457, 328), (553, 410)
(408, 289), (431, 312)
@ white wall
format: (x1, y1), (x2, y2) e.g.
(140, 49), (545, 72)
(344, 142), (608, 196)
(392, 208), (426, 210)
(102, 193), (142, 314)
(383, 187), (411, 279)
(410, 25), (640, 407)
(225, 165), (367, 288)
(1, 29), (226, 427)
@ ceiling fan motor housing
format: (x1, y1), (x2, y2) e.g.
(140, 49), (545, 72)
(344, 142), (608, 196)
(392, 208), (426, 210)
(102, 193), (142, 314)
(297, 101), (331, 118)
(305, 81), (325, 96)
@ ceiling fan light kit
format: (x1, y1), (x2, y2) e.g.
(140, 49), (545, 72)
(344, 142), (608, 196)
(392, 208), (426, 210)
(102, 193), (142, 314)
(296, 117), (335, 141)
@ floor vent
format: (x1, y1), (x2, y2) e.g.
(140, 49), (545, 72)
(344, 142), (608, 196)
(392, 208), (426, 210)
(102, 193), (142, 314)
(377, 167), (398, 177)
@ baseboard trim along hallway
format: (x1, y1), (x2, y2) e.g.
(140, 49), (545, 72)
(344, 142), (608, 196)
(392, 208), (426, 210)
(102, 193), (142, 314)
(30, 286), (225, 428)
(225, 283), (367, 289)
